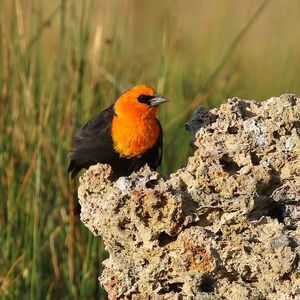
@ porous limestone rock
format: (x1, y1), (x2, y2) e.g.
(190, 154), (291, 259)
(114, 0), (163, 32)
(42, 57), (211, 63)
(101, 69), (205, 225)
(78, 94), (300, 300)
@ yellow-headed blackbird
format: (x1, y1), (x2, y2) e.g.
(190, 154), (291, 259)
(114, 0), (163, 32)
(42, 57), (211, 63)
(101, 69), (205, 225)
(68, 85), (168, 180)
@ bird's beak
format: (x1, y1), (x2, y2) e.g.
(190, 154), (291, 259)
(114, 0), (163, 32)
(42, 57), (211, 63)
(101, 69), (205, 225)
(149, 95), (169, 107)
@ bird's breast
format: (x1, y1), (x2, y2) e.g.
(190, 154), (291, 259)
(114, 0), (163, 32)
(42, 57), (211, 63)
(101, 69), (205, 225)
(111, 115), (160, 158)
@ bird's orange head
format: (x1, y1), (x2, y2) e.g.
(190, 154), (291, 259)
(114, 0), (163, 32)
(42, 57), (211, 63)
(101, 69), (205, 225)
(113, 84), (168, 119)
(112, 84), (168, 158)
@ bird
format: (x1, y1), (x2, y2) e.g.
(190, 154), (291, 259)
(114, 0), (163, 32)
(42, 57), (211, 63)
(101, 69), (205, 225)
(68, 84), (168, 181)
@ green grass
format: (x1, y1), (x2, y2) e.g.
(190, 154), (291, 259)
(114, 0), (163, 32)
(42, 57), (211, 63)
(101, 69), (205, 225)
(1, 0), (300, 299)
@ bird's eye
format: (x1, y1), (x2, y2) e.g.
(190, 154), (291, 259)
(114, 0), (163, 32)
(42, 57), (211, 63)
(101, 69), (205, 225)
(137, 94), (152, 104)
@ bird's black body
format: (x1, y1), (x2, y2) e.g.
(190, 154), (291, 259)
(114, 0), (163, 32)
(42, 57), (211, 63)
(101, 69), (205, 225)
(68, 105), (163, 179)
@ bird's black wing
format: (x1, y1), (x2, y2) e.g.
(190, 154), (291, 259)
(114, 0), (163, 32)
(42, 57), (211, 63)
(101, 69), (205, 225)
(68, 105), (117, 178)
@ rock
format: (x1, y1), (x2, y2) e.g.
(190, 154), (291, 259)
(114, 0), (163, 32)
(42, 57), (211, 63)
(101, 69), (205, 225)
(78, 95), (300, 299)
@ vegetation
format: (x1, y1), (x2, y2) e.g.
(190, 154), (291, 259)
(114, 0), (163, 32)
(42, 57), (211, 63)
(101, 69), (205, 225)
(1, 0), (300, 299)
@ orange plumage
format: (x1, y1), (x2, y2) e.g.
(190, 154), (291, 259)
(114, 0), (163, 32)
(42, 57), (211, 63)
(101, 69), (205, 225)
(112, 85), (160, 158)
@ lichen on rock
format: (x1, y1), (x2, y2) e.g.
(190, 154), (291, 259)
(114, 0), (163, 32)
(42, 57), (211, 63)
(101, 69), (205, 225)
(78, 94), (300, 300)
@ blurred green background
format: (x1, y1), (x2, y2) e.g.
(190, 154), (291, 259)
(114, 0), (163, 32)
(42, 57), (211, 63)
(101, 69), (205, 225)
(1, 0), (300, 299)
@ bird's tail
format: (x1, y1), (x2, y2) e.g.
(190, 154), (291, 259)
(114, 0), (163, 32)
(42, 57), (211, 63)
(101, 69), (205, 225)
(68, 160), (82, 179)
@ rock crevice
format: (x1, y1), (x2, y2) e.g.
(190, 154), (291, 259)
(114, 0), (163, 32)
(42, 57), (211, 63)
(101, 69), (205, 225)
(79, 95), (300, 299)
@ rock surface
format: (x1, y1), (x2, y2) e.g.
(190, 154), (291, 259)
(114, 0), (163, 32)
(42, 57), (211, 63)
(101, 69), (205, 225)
(78, 95), (300, 300)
